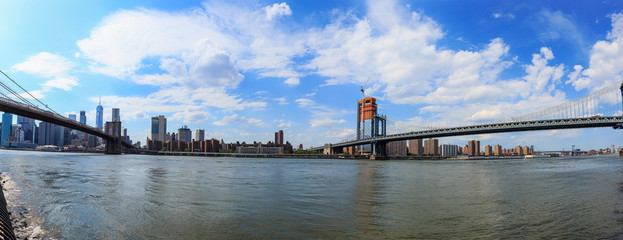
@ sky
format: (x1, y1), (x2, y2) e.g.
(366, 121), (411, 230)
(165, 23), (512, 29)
(1, 0), (623, 151)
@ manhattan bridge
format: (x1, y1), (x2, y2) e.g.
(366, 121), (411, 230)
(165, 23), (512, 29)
(312, 81), (623, 156)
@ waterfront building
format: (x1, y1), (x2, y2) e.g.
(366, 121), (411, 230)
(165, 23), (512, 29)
(237, 143), (283, 154)
(275, 130), (284, 145)
(408, 139), (423, 156)
(386, 140), (407, 156)
(468, 140), (480, 156)
(1, 113), (12, 147)
(424, 138), (439, 156)
(146, 138), (163, 151)
(151, 115), (167, 142)
(195, 129), (205, 142)
(484, 145), (492, 156)
(494, 145), (502, 156)
(343, 146), (355, 155)
(202, 138), (221, 152)
(177, 125), (192, 143)
(96, 97), (103, 131)
(112, 108), (120, 122)
(515, 146), (523, 155)
(440, 144), (458, 156)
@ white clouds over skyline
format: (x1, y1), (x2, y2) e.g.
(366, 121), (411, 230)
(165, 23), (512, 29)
(5, 1), (623, 148)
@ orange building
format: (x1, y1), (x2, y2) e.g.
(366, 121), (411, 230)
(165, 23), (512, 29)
(494, 145), (502, 156)
(357, 97), (377, 122)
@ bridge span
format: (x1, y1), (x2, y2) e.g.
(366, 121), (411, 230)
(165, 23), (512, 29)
(311, 117), (623, 154)
(0, 96), (132, 154)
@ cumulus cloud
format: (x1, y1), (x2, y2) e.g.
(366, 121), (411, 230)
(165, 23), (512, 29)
(213, 114), (264, 126)
(12, 52), (79, 91)
(284, 77), (300, 86)
(567, 13), (623, 91)
(172, 106), (211, 124)
(75, 2), (304, 124)
(265, 2), (292, 20)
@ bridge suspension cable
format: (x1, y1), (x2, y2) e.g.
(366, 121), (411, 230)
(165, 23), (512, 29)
(0, 69), (62, 116)
(501, 81), (623, 123)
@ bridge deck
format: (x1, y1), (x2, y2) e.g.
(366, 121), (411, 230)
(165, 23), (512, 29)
(312, 116), (623, 151)
(0, 97), (133, 148)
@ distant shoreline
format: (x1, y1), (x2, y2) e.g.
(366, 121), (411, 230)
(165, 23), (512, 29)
(5, 148), (613, 161)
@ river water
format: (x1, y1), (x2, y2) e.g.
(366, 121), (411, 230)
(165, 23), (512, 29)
(0, 150), (622, 239)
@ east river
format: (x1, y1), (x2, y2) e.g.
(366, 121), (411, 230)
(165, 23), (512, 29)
(0, 150), (622, 239)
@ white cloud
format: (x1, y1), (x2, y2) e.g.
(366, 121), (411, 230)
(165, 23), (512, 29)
(492, 12), (515, 20)
(40, 77), (79, 91)
(295, 98), (315, 108)
(537, 10), (583, 46)
(276, 120), (291, 129)
(171, 106), (210, 124)
(310, 118), (346, 128)
(274, 97), (287, 105)
(94, 86), (266, 121)
(284, 77), (300, 86)
(12, 52), (74, 78)
(213, 114), (264, 126)
(265, 2), (292, 20)
(12, 52), (79, 91)
(567, 13), (623, 91)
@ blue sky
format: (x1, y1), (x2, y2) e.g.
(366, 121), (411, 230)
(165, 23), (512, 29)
(1, 0), (623, 151)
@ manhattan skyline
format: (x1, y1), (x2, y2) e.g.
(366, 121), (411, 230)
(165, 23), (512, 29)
(1, 0), (623, 150)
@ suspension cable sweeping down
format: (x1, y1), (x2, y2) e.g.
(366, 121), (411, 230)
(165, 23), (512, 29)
(0, 69), (62, 116)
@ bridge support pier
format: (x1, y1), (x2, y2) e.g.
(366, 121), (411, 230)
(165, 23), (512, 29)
(370, 141), (387, 160)
(105, 137), (122, 154)
(323, 144), (343, 155)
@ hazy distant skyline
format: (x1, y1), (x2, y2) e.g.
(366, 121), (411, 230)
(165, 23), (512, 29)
(1, 0), (622, 150)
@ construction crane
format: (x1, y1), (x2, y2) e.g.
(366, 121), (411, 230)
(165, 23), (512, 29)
(360, 77), (371, 100)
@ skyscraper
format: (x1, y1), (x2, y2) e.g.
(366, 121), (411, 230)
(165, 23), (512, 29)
(80, 111), (86, 125)
(17, 116), (35, 143)
(1, 113), (12, 147)
(178, 125), (191, 143)
(37, 121), (55, 146)
(275, 130), (284, 145)
(96, 97), (103, 131)
(357, 97), (377, 140)
(112, 108), (120, 122)
(151, 115), (166, 142)
(195, 129), (205, 142)
(68, 114), (76, 121)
